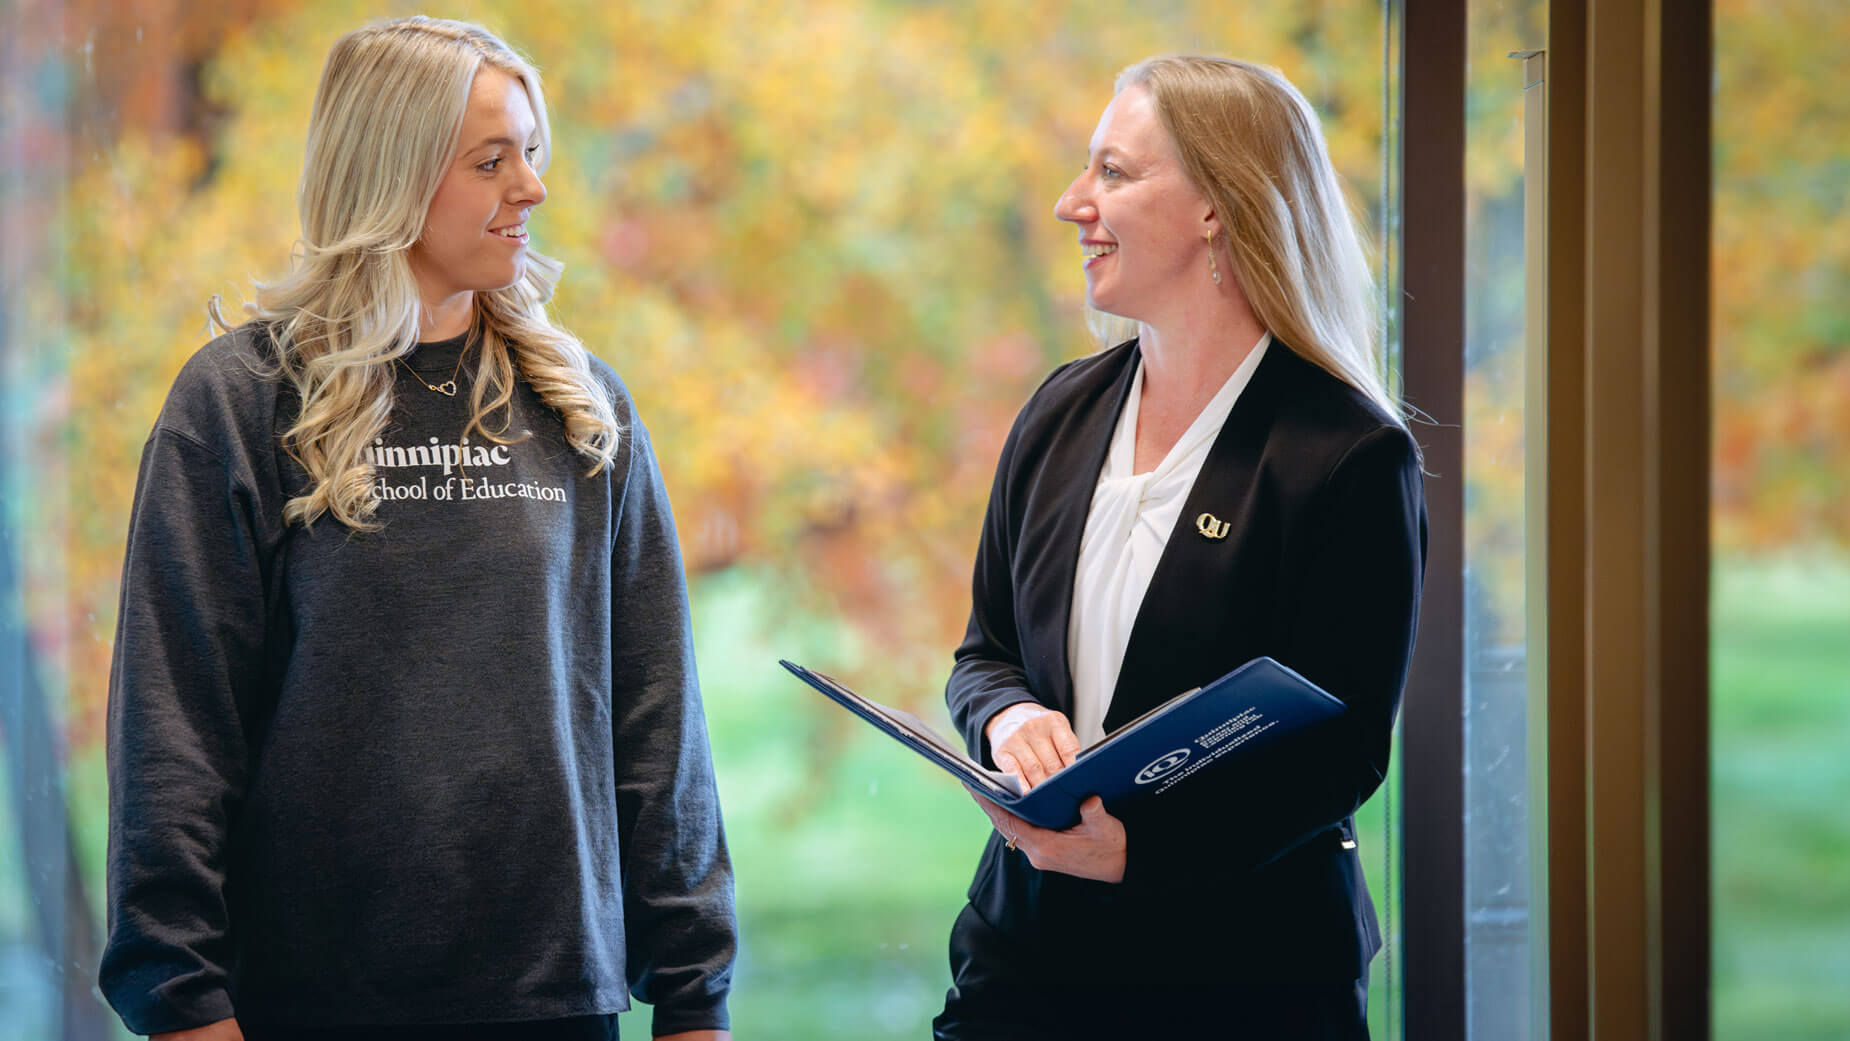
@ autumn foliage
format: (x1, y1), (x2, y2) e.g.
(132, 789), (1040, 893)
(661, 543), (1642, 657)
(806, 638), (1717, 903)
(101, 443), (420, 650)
(14, 0), (1394, 746)
(3, 0), (1841, 753)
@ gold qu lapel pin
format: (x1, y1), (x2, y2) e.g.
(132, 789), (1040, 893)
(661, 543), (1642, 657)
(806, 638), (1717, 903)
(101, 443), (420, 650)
(1196, 512), (1231, 540)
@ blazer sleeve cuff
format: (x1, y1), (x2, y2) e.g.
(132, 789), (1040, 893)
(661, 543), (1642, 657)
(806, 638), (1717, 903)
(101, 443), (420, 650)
(970, 691), (1041, 768)
(650, 991), (729, 1036)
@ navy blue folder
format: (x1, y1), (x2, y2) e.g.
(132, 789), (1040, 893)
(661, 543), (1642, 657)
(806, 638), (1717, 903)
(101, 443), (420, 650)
(778, 656), (1345, 830)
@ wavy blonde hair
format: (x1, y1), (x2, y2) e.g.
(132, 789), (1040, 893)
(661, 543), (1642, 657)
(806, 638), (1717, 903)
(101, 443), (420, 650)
(211, 16), (619, 529)
(1107, 55), (1403, 425)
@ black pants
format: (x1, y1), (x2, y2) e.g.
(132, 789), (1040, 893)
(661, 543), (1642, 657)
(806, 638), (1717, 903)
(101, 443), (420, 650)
(242, 1014), (619, 1041)
(933, 902), (1370, 1041)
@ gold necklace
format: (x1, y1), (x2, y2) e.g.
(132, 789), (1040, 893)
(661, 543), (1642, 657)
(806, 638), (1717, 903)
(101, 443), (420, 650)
(398, 347), (468, 397)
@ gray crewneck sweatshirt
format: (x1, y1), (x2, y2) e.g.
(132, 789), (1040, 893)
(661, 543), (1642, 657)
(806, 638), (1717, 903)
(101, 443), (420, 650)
(100, 325), (735, 1035)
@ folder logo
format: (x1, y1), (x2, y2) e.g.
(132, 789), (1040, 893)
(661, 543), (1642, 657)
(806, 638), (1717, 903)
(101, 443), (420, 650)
(1134, 748), (1192, 785)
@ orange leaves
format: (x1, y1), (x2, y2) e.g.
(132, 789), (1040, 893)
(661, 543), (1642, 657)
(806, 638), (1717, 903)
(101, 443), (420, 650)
(1710, 0), (1850, 551)
(34, 0), (1409, 728)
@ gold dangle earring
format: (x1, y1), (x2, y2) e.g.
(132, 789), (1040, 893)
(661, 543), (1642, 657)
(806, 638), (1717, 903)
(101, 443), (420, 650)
(1207, 238), (1223, 286)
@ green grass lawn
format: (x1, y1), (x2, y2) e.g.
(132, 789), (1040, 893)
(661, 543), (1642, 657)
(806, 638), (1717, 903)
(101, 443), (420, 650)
(1711, 553), (1850, 1041)
(3, 554), (1844, 1038)
(688, 570), (988, 1038)
(699, 551), (1850, 1040)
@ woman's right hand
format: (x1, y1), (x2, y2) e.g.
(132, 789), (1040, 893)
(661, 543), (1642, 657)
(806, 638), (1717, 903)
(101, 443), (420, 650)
(155, 1018), (244, 1041)
(985, 703), (1082, 790)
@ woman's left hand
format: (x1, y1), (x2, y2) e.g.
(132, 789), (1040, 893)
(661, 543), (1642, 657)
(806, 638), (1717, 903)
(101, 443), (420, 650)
(969, 792), (1126, 883)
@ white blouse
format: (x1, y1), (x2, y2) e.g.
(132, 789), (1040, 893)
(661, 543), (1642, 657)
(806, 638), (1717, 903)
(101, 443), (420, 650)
(1066, 333), (1271, 747)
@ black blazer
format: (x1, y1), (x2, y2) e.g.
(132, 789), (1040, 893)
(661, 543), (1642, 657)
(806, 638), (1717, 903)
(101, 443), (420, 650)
(946, 338), (1425, 984)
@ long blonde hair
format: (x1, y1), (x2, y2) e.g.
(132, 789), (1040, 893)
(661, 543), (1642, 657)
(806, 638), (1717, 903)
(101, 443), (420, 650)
(211, 16), (619, 529)
(1111, 55), (1402, 425)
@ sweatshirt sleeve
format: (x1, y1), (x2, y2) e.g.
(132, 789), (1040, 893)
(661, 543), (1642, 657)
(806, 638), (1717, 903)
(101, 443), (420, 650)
(100, 425), (268, 1035)
(606, 417), (737, 1036)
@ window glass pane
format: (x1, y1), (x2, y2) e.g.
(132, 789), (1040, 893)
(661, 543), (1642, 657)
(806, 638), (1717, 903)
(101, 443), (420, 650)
(1711, 2), (1850, 1037)
(1462, 1), (1544, 1038)
(1, 3), (1392, 1037)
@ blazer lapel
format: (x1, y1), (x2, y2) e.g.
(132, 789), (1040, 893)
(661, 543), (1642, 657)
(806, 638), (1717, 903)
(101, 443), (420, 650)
(1024, 345), (1141, 721)
(1102, 343), (1288, 731)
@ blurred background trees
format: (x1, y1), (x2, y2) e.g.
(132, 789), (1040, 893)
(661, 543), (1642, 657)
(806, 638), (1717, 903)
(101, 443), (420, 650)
(29, 0), (1394, 741)
(1, 0), (1844, 1037)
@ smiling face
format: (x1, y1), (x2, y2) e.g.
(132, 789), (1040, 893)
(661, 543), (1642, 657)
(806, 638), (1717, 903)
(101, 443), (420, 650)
(408, 67), (546, 319)
(1054, 85), (1217, 326)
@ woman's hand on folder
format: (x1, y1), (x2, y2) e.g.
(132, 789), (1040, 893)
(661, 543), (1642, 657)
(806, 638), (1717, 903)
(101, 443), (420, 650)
(971, 793), (1127, 884)
(985, 704), (1081, 790)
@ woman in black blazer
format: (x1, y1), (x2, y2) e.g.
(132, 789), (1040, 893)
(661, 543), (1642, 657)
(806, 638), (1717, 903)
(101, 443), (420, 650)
(933, 57), (1425, 1041)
